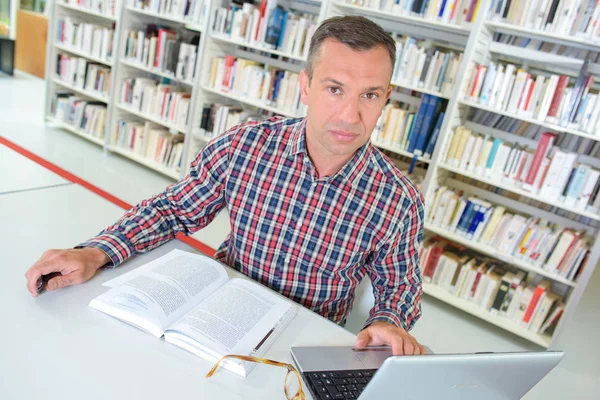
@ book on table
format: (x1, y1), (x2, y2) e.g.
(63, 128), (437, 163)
(89, 249), (298, 377)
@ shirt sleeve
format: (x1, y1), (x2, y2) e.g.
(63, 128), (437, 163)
(76, 128), (236, 268)
(363, 192), (425, 332)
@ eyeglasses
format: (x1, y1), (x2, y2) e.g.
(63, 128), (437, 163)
(206, 354), (306, 400)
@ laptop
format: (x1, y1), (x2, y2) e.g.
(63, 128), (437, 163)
(290, 346), (563, 400)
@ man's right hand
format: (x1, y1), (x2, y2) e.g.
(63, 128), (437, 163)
(25, 248), (110, 297)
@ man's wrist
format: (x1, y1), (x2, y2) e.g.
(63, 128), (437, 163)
(80, 247), (111, 270)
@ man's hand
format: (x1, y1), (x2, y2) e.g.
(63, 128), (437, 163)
(25, 248), (110, 297)
(356, 321), (425, 356)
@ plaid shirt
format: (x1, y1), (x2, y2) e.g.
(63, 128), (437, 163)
(81, 117), (424, 330)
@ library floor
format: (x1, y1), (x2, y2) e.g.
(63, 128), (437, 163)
(1, 72), (599, 399)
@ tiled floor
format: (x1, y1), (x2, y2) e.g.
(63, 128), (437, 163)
(1, 71), (598, 399)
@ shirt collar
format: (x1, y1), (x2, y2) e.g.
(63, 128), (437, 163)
(283, 118), (308, 158)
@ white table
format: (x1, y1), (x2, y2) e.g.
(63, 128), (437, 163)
(0, 184), (356, 400)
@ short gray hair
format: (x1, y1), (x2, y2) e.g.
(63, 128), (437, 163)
(306, 16), (396, 82)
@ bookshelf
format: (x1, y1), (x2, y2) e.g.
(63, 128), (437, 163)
(44, 0), (121, 148)
(420, 0), (600, 348)
(42, 0), (600, 348)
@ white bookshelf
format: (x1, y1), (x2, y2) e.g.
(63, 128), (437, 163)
(423, 283), (552, 348)
(56, 2), (119, 22)
(54, 43), (114, 66)
(108, 145), (181, 179)
(47, 118), (106, 146)
(119, 59), (195, 87)
(420, 0), (600, 348)
(201, 85), (304, 119)
(44, 1), (121, 149)
(42, 0), (600, 348)
(485, 20), (600, 51)
(52, 78), (110, 103)
(107, 2), (210, 179)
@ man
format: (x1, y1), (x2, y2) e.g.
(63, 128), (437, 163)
(25, 16), (426, 355)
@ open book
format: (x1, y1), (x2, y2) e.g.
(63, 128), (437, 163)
(89, 249), (298, 377)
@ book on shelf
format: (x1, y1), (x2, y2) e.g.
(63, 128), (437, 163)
(198, 103), (264, 139)
(208, 55), (307, 116)
(427, 185), (592, 281)
(115, 119), (185, 170)
(488, 0), (600, 41)
(391, 34), (463, 97)
(124, 25), (200, 82)
(52, 92), (107, 139)
(420, 236), (565, 335)
(129, 0), (209, 25)
(343, 0), (482, 27)
(120, 77), (191, 130)
(61, 0), (121, 18)
(56, 54), (111, 96)
(492, 32), (597, 62)
(90, 249), (297, 377)
(444, 124), (600, 213)
(57, 18), (114, 62)
(372, 94), (447, 157)
(463, 59), (600, 135)
(211, 1), (318, 59)
(470, 108), (600, 159)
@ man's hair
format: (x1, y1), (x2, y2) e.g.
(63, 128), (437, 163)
(306, 16), (396, 82)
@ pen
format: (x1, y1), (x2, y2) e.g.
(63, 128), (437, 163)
(36, 272), (62, 295)
(253, 328), (275, 353)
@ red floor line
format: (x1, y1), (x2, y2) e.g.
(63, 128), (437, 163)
(0, 135), (216, 257)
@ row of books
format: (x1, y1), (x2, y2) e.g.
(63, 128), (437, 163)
(57, 18), (114, 62)
(445, 126), (600, 212)
(469, 109), (600, 158)
(372, 94), (446, 156)
(209, 56), (307, 116)
(198, 103), (261, 140)
(128, 0), (209, 25)
(115, 119), (185, 170)
(391, 36), (463, 97)
(60, 0), (121, 18)
(120, 77), (191, 130)
(420, 237), (565, 335)
(463, 60), (600, 134)
(428, 186), (591, 280)
(124, 27), (199, 82)
(342, 0), (482, 26)
(488, 0), (600, 41)
(56, 55), (111, 96)
(493, 33), (598, 61)
(53, 92), (107, 140)
(212, 1), (318, 59)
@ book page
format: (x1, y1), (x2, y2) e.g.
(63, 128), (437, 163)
(164, 278), (297, 373)
(89, 250), (229, 338)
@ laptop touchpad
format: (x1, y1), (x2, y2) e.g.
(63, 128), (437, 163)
(353, 348), (394, 368)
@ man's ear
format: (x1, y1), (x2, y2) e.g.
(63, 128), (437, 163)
(299, 69), (309, 106)
(385, 85), (392, 103)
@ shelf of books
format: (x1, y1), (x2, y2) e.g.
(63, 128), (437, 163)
(486, 0), (600, 51)
(420, 0), (600, 348)
(106, 0), (209, 179)
(45, 0), (121, 148)
(56, 1), (120, 22)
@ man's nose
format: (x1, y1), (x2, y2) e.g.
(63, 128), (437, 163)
(339, 97), (360, 125)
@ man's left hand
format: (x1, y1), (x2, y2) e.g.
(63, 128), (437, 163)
(355, 321), (425, 356)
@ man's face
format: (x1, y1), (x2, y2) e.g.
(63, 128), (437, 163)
(299, 39), (393, 159)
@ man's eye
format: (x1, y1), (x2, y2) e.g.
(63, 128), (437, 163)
(364, 93), (378, 100)
(328, 87), (341, 95)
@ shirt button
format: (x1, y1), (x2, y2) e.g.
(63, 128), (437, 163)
(285, 256), (291, 263)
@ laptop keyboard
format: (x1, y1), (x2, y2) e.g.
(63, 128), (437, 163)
(303, 369), (377, 399)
